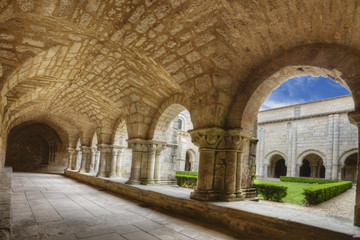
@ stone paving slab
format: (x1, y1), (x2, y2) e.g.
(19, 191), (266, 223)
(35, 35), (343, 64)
(10, 172), (239, 240)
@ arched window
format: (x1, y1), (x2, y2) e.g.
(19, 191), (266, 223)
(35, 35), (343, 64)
(178, 119), (183, 130)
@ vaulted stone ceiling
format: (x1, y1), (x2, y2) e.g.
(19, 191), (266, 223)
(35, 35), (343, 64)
(1, 0), (360, 143)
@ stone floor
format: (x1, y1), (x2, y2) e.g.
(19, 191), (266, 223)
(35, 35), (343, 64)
(11, 172), (239, 240)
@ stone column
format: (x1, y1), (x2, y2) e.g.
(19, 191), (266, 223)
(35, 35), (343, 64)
(189, 127), (251, 201)
(126, 139), (144, 184)
(78, 146), (90, 173)
(94, 150), (100, 173)
(144, 143), (157, 184)
(116, 148), (124, 177)
(310, 164), (317, 178)
(326, 114), (334, 179)
(264, 163), (269, 179)
(108, 145), (121, 178)
(154, 145), (166, 183)
(96, 144), (111, 178)
(332, 114), (340, 179)
(73, 148), (82, 170)
(241, 137), (257, 198)
(66, 148), (75, 170)
(88, 147), (97, 173)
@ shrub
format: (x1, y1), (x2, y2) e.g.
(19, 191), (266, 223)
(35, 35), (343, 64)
(175, 175), (197, 188)
(303, 181), (353, 205)
(175, 171), (198, 177)
(254, 183), (287, 202)
(280, 176), (339, 184)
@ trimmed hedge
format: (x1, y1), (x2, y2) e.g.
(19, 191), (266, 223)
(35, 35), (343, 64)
(303, 181), (353, 205)
(175, 171), (198, 177)
(280, 176), (339, 184)
(254, 183), (287, 202)
(175, 175), (197, 188)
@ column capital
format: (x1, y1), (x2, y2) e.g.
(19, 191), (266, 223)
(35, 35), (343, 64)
(67, 147), (76, 153)
(97, 143), (111, 152)
(127, 138), (167, 152)
(188, 127), (252, 150)
(81, 146), (92, 153)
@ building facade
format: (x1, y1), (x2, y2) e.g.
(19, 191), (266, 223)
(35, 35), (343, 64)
(256, 96), (358, 181)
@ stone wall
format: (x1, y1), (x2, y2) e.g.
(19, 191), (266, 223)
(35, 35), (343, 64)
(256, 96), (358, 180)
(0, 167), (12, 240)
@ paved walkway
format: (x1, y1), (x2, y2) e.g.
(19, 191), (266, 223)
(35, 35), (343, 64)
(11, 172), (239, 240)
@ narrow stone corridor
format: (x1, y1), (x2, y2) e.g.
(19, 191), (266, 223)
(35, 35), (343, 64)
(11, 173), (238, 240)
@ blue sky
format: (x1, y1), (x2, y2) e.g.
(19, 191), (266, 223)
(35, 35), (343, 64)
(260, 75), (351, 111)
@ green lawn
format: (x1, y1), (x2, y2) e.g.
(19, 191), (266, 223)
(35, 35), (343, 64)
(254, 179), (312, 205)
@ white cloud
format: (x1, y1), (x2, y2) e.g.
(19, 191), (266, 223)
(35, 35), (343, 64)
(260, 98), (305, 111)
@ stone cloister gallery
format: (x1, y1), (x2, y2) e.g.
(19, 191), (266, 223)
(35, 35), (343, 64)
(2, 1), (360, 239)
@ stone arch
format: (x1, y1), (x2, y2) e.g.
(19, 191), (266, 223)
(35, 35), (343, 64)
(264, 151), (287, 165)
(111, 118), (128, 146)
(265, 151), (287, 178)
(297, 149), (326, 166)
(339, 149), (358, 182)
(227, 44), (360, 132)
(147, 94), (191, 140)
(185, 148), (197, 171)
(339, 148), (358, 167)
(298, 150), (326, 178)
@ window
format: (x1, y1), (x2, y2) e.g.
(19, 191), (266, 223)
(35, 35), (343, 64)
(294, 107), (301, 117)
(178, 119), (183, 130)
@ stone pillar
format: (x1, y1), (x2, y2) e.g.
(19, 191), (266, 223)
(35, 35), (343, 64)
(73, 148), (82, 170)
(154, 145), (166, 183)
(189, 127), (251, 201)
(116, 148), (124, 177)
(78, 146), (90, 173)
(96, 144), (111, 178)
(88, 147), (97, 173)
(332, 114), (340, 179)
(241, 138), (257, 198)
(126, 139), (145, 184)
(326, 114), (334, 179)
(257, 128), (265, 179)
(94, 150), (100, 173)
(107, 146), (120, 178)
(144, 143), (156, 184)
(348, 111), (360, 226)
(290, 124), (297, 176)
(264, 163), (269, 179)
(310, 164), (317, 178)
(66, 148), (75, 170)
(126, 139), (167, 185)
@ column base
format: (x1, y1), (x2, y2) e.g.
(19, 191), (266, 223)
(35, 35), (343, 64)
(96, 172), (106, 178)
(78, 169), (86, 173)
(141, 179), (156, 185)
(108, 172), (117, 178)
(126, 179), (141, 185)
(242, 188), (257, 199)
(190, 190), (244, 201)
